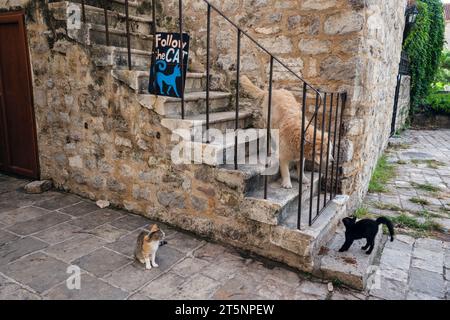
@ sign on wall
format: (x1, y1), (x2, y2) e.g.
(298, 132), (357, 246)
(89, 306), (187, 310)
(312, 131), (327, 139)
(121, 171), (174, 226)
(149, 32), (190, 98)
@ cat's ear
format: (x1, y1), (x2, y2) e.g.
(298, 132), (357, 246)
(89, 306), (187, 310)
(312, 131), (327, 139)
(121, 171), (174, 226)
(149, 224), (159, 233)
(352, 216), (357, 221)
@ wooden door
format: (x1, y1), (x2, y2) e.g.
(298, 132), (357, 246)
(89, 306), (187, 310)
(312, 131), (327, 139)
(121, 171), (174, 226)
(0, 11), (39, 179)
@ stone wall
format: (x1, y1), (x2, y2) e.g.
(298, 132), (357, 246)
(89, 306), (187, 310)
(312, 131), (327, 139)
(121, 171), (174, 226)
(159, 0), (407, 208)
(395, 75), (411, 133)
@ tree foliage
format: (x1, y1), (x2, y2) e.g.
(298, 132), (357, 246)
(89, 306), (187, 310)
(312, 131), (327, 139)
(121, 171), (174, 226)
(403, 0), (445, 112)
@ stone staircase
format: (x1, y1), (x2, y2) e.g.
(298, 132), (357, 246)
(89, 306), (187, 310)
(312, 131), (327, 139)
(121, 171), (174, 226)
(48, 0), (352, 279)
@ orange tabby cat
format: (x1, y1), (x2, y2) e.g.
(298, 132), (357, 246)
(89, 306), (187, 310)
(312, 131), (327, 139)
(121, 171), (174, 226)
(240, 75), (333, 189)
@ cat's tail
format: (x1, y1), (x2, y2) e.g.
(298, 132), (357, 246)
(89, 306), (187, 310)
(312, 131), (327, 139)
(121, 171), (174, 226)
(376, 217), (395, 242)
(240, 75), (265, 100)
(156, 60), (167, 71)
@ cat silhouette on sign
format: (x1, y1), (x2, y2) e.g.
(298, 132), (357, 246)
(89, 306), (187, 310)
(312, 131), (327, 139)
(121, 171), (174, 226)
(154, 60), (181, 97)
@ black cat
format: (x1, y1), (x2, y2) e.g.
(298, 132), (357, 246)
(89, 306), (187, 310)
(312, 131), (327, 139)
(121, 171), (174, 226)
(339, 216), (395, 255)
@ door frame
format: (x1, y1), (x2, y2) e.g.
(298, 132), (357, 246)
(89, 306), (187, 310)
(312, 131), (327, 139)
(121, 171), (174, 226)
(0, 10), (40, 179)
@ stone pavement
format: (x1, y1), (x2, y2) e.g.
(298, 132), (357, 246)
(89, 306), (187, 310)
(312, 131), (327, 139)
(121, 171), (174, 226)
(362, 130), (450, 300)
(0, 174), (363, 300)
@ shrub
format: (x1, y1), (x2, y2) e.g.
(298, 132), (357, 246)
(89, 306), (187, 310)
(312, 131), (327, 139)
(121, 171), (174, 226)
(425, 91), (450, 115)
(404, 0), (445, 112)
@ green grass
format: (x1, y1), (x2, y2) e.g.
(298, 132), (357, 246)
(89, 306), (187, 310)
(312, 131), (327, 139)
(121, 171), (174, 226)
(411, 182), (441, 193)
(368, 155), (396, 193)
(409, 197), (430, 205)
(415, 210), (442, 219)
(372, 202), (402, 212)
(390, 213), (442, 232)
(354, 207), (371, 219)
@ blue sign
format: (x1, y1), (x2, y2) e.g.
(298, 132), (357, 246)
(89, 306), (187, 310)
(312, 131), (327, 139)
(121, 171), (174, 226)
(149, 32), (190, 98)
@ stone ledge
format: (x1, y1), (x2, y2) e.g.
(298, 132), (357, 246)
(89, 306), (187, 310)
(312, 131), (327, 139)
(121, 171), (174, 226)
(316, 226), (386, 290)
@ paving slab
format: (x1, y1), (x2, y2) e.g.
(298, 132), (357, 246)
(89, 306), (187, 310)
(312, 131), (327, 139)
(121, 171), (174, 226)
(33, 222), (83, 245)
(44, 233), (108, 263)
(109, 214), (151, 231)
(0, 274), (41, 300)
(409, 267), (446, 299)
(139, 272), (187, 299)
(59, 201), (100, 217)
(73, 248), (131, 278)
(369, 276), (408, 300)
(44, 273), (128, 300)
(88, 223), (130, 243)
(103, 262), (163, 292)
(0, 206), (50, 226)
(0, 252), (69, 293)
(172, 274), (222, 300)
(0, 237), (48, 266)
(34, 194), (82, 211)
(7, 212), (71, 236)
(290, 281), (329, 300)
(0, 229), (20, 244)
(71, 209), (124, 230)
(165, 231), (204, 253)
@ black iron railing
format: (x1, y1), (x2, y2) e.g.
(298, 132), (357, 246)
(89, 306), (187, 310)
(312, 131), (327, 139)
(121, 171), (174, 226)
(79, 0), (346, 228)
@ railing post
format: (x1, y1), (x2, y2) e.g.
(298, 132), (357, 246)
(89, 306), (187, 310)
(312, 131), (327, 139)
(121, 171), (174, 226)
(151, 0), (157, 77)
(103, 0), (110, 47)
(125, 0), (132, 70)
(297, 82), (307, 230)
(234, 29), (241, 170)
(334, 93), (346, 195)
(264, 56), (274, 200)
(316, 93), (327, 217)
(81, 0), (86, 23)
(179, 0), (185, 119)
(309, 92), (319, 226)
(330, 93), (340, 200)
(206, 4), (211, 143)
(324, 93), (334, 207)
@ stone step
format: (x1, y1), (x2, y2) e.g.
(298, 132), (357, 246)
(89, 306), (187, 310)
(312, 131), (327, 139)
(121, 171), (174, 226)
(89, 23), (152, 51)
(242, 173), (320, 226)
(56, 0), (143, 16)
(268, 195), (350, 273)
(111, 70), (207, 94)
(138, 91), (232, 117)
(161, 111), (254, 138)
(107, 0), (142, 16)
(91, 45), (151, 70)
(49, 1), (152, 35)
(315, 224), (387, 290)
(172, 131), (266, 167)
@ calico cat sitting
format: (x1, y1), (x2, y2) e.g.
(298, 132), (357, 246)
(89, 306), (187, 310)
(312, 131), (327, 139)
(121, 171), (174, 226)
(134, 224), (166, 270)
(339, 216), (395, 255)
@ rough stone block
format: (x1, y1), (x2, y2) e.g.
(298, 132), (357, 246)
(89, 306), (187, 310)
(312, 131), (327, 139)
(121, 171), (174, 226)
(24, 180), (52, 194)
